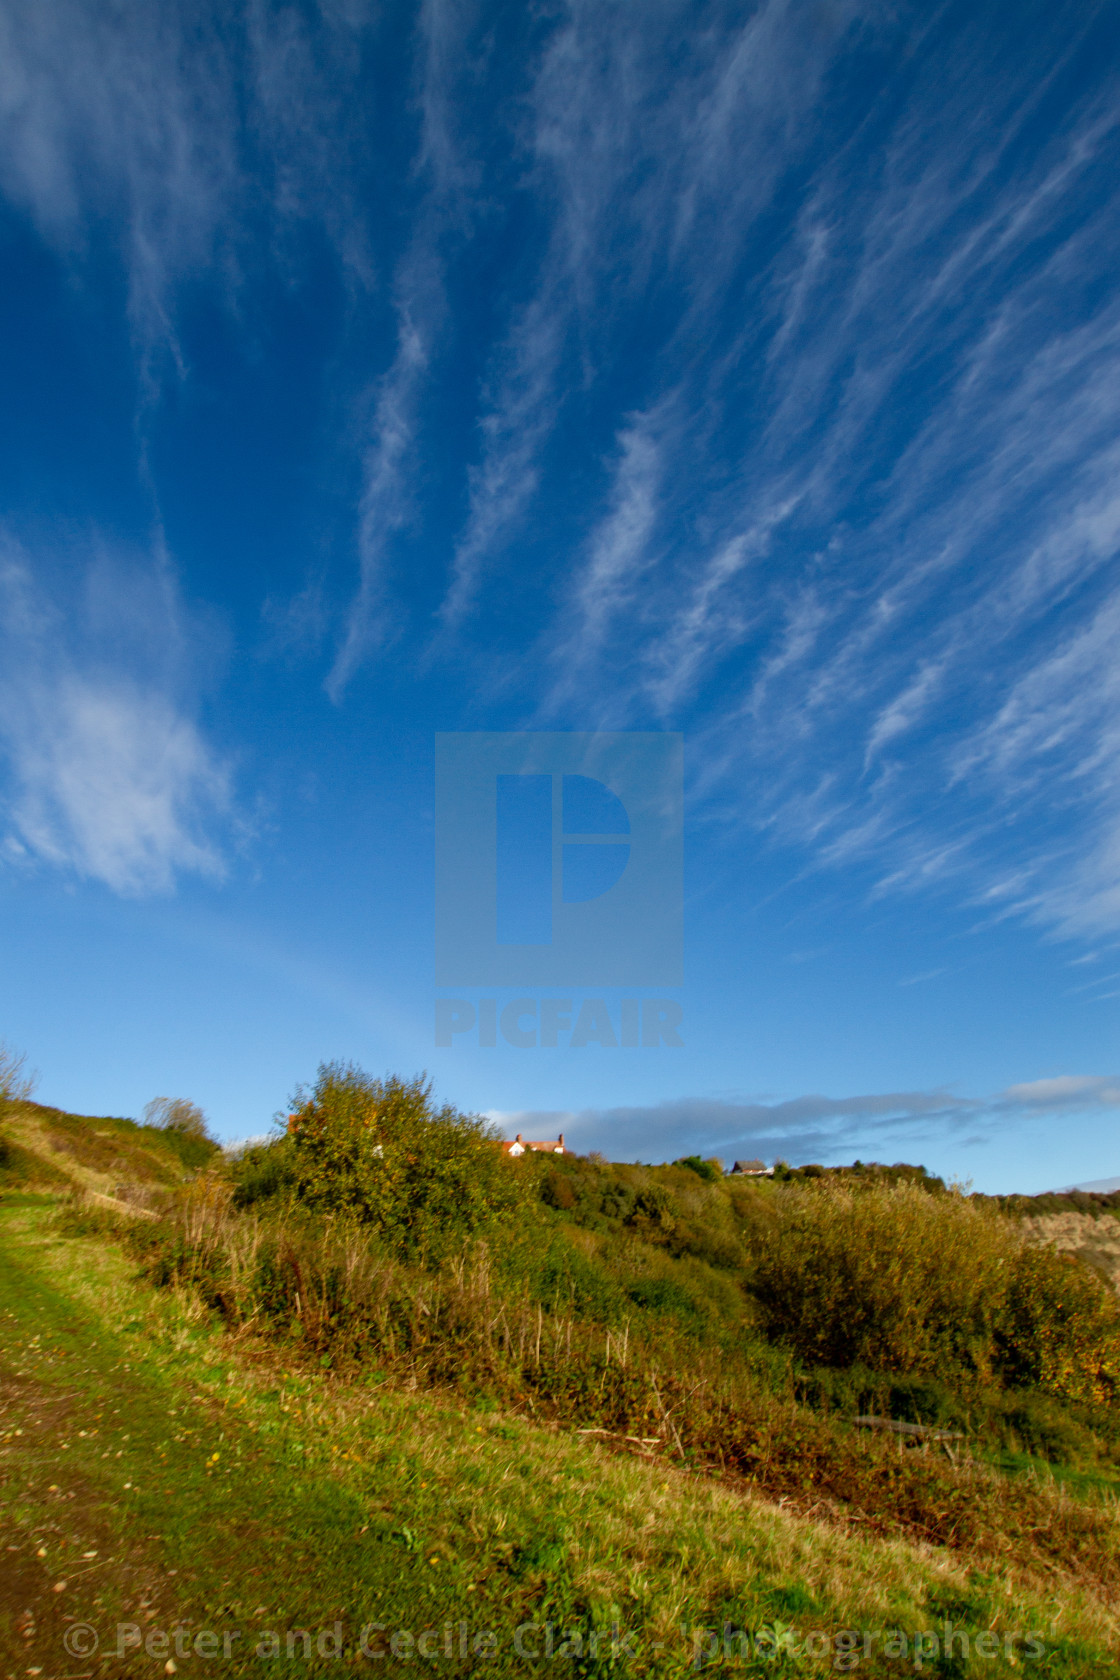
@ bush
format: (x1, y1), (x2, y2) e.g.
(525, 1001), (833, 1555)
(540, 1170), (576, 1211)
(745, 1178), (1120, 1401)
(231, 1139), (297, 1208)
(143, 1097), (212, 1140)
(994, 1243), (1120, 1405)
(994, 1391), (1100, 1464)
(676, 1156), (720, 1182)
(278, 1064), (527, 1258)
(746, 1179), (1016, 1375)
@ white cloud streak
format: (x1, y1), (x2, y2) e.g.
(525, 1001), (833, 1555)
(330, 0), (485, 691)
(498, 1072), (1120, 1167)
(538, 28), (1120, 939)
(0, 541), (231, 895)
(0, 0), (376, 386)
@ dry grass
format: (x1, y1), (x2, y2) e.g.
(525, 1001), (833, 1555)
(0, 1100), (209, 1197)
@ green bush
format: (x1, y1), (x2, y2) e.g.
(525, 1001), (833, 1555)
(522, 1232), (630, 1323)
(745, 1179), (1015, 1375)
(626, 1274), (707, 1322)
(746, 1178), (1120, 1402)
(994, 1243), (1120, 1405)
(676, 1155), (720, 1182)
(276, 1064), (527, 1258)
(144, 1124), (219, 1172)
(231, 1139), (297, 1207)
(994, 1391), (1101, 1464)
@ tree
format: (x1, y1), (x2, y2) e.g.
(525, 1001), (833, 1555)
(0, 1041), (38, 1104)
(143, 1097), (212, 1141)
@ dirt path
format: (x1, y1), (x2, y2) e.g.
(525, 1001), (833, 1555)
(0, 1201), (447, 1678)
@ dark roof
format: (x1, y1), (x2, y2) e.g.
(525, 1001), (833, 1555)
(730, 1159), (767, 1173)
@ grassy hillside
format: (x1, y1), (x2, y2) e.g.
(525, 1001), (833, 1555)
(0, 1097), (218, 1198)
(1, 1195), (1113, 1677)
(3, 1065), (1120, 1674)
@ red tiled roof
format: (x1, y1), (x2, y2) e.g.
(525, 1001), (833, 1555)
(501, 1131), (565, 1155)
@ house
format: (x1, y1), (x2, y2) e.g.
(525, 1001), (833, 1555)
(502, 1131), (565, 1157)
(729, 1158), (770, 1176)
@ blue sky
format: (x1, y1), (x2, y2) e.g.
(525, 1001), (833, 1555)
(1, 0), (1119, 1191)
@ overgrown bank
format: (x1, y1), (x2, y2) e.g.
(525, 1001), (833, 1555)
(66, 1064), (1120, 1588)
(5, 1194), (1111, 1678)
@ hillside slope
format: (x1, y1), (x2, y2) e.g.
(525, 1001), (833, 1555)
(0, 1099), (216, 1201)
(1, 1196), (1111, 1677)
(1020, 1211), (1120, 1293)
(6, 1071), (1120, 1673)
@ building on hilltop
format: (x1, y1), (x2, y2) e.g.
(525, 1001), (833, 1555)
(502, 1131), (565, 1157)
(729, 1158), (771, 1176)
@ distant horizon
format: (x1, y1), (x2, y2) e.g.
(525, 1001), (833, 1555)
(25, 1087), (1118, 1201)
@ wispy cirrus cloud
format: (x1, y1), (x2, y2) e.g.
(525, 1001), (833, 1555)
(5, 0), (1120, 950)
(328, 276), (433, 695)
(0, 0), (376, 386)
(552, 406), (668, 691)
(525, 17), (1120, 939)
(0, 0), (238, 364)
(434, 0), (867, 635)
(0, 538), (231, 895)
(441, 293), (566, 628)
(329, 0), (487, 691)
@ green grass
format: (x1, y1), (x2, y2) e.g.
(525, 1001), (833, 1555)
(980, 1446), (1120, 1499)
(1, 1196), (1117, 1677)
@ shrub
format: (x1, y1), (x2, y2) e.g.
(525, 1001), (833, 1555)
(671, 1222), (743, 1270)
(626, 1184), (679, 1230)
(540, 1170), (576, 1211)
(994, 1391), (1100, 1464)
(598, 1180), (637, 1221)
(994, 1243), (1120, 1405)
(280, 1064), (527, 1257)
(745, 1178), (1120, 1401)
(143, 1096), (211, 1139)
(745, 1178), (1015, 1375)
(676, 1156), (720, 1182)
(231, 1139), (297, 1208)
(626, 1274), (706, 1322)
